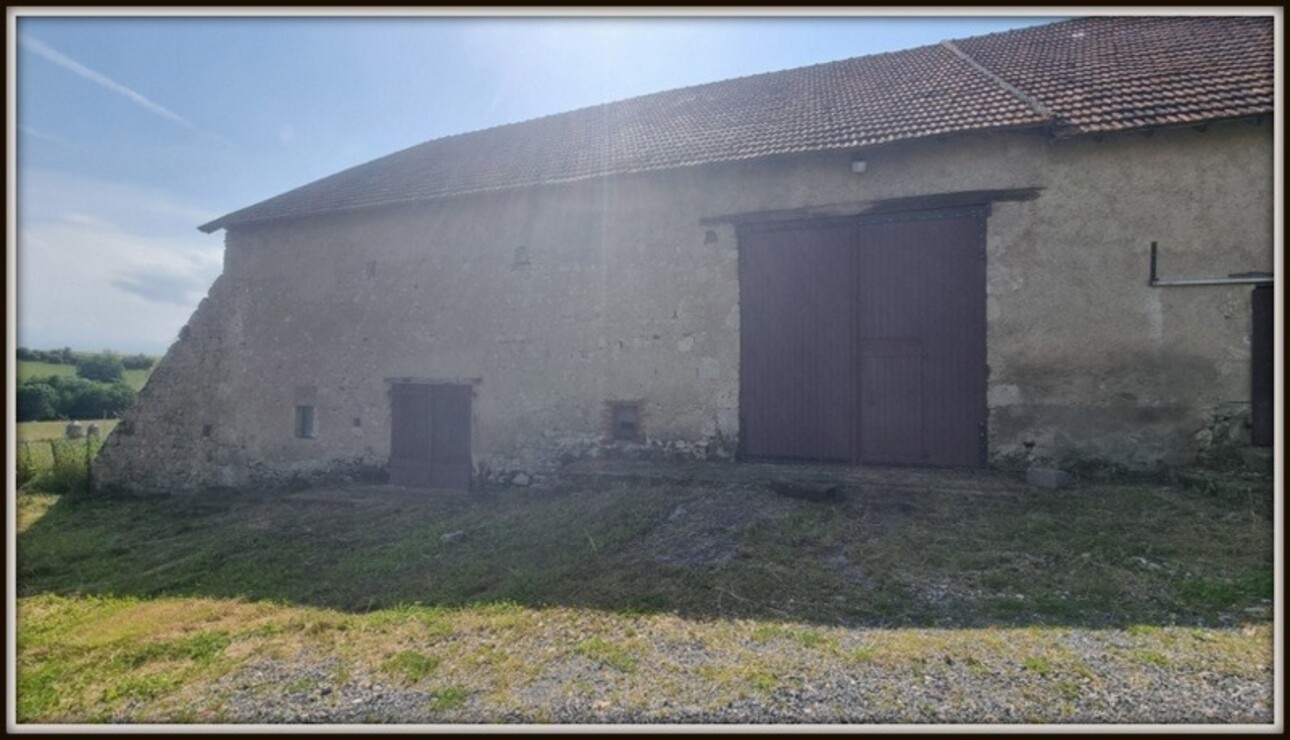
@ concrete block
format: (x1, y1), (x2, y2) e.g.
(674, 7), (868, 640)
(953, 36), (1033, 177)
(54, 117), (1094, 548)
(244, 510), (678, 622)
(1026, 467), (1072, 489)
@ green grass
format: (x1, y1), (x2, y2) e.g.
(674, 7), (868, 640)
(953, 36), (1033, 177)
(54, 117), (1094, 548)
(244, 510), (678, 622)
(13, 472), (1274, 722)
(18, 420), (121, 443)
(16, 435), (104, 493)
(381, 651), (441, 684)
(17, 360), (153, 392)
(427, 685), (469, 712)
(14, 475), (1273, 627)
(574, 636), (637, 673)
(1022, 655), (1053, 675)
(1131, 649), (1170, 667)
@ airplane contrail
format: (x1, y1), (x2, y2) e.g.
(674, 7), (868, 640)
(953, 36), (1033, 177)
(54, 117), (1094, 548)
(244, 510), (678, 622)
(20, 34), (232, 146)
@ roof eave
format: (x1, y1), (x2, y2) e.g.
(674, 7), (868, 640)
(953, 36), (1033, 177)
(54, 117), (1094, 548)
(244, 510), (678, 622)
(196, 121), (1055, 235)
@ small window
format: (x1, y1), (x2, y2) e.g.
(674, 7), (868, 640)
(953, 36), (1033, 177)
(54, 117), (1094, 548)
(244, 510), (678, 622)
(610, 402), (641, 442)
(295, 405), (316, 439)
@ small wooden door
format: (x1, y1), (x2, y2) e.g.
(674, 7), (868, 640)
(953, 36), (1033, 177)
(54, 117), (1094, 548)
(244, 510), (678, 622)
(389, 383), (472, 489)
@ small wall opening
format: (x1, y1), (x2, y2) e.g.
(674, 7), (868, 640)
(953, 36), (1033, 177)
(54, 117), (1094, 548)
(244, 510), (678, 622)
(295, 406), (316, 439)
(608, 401), (642, 442)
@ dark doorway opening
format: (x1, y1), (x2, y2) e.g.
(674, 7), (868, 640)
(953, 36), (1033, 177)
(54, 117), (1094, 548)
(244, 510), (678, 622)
(1251, 285), (1273, 448)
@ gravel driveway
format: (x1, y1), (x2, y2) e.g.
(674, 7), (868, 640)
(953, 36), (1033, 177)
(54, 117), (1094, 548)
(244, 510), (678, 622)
(181, 621), (1272, 725)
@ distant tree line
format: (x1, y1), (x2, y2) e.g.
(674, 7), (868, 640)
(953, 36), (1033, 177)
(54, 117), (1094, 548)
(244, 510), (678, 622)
(17, 347), (156, 371)
(17, 376), (136, 422)
(16, 347), (77, 365)
(16, 348), (157, 422)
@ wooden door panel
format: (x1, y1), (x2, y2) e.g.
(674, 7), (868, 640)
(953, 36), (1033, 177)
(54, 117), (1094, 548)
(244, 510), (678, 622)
(389, 383), (433, 486)
(859, 338), (925, 464)
(738, 220), (856, 462)
(854, 210), (986, 467)
(430, 384), (473, 489)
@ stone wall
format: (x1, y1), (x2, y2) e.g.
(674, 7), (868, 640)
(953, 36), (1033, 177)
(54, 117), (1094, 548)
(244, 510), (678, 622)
(93, 119), (1273, 492)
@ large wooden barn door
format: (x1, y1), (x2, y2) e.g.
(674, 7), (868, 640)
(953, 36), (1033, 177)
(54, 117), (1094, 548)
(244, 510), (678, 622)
(738, 207), (986, 468)
(389, 383), (472, 489)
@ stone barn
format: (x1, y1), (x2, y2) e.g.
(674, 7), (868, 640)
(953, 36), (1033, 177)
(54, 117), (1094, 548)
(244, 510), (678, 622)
(94, 15), (1276, 493)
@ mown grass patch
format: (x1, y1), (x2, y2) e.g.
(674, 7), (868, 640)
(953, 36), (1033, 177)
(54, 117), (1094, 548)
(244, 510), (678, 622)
(16, 472), (1272, 628)
(14, 469), (1274, 722)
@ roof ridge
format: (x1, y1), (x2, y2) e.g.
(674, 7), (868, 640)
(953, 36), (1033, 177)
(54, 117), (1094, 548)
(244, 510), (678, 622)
(938, 39), (1059, 125)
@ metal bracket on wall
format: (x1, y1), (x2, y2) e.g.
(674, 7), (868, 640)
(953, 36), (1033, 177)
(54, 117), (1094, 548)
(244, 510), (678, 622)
(1148, 241), (1274, 287)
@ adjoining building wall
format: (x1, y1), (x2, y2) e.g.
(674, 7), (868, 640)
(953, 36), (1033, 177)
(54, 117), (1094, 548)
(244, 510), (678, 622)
(93, 121), (1272, 492)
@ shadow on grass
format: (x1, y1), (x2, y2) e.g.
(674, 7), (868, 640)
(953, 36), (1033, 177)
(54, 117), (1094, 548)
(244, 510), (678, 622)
(15, 471), (1275, 629)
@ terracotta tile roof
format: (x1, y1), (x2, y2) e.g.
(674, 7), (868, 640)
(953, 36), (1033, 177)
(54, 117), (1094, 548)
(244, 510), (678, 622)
(201, 15), (1274, 233)
(953, 15), (1274, 135)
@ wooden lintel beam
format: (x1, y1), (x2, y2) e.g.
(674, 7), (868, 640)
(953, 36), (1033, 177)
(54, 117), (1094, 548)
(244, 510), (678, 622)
(700, 187), (1044, 227)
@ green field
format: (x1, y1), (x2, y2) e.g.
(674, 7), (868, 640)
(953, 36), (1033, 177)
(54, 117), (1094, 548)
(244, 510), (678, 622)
(17, 360), (153, 392)
(17, 420), (120, 443)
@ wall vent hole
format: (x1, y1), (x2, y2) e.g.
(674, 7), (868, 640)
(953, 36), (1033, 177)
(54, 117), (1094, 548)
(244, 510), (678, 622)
(610, 402), (641, 442)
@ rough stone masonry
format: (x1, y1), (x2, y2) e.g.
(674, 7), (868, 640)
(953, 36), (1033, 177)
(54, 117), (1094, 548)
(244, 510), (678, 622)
(93, 121), (1272, 494)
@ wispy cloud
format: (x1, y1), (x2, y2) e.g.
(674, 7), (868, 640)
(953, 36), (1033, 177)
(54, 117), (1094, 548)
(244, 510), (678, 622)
(111, 270), (211, 307)
(20, 34), (232, 146)
(19, 124), (63, 144)
(17, 170), (224, 353)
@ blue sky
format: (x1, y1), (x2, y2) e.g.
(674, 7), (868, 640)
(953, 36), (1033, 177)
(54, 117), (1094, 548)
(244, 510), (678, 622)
(14, 12), (1061, 354)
